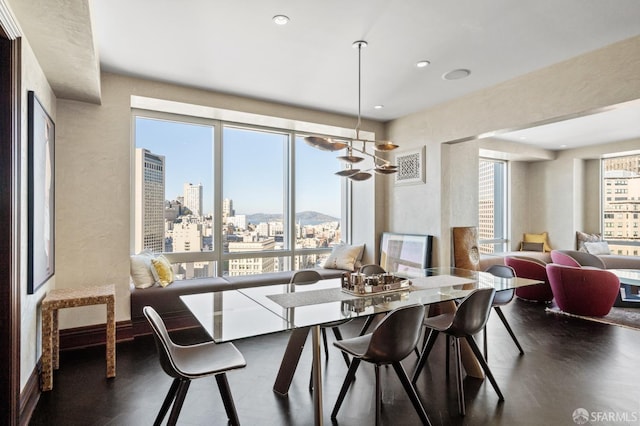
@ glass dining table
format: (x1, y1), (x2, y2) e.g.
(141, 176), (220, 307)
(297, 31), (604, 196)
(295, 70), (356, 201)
(180, 267), (543, 426)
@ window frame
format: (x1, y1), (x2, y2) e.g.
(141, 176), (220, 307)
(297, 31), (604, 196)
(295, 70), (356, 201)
(478, 157), (508, 253)
(131, 107), (351, 276)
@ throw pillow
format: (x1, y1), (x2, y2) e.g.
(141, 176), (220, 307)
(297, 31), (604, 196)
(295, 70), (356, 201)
(523, 232), (552, 252)
(130, 250), (158, 289)
(323, 243), (365, 272)
(520, 241), (544, 252)
(151, 254), (174, 287)
(584, 241), (611, 255)
(576, 231), (602, 252)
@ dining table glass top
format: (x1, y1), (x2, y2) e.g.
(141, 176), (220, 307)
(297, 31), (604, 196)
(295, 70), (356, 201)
(180, 267), (542, 343)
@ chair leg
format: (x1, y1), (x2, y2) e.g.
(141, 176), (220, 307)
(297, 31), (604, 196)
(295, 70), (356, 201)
(453, 338), (465, 416)
(412, 329), (439, 384)
(331, 327), (351, 367)
(322, 328), (329, 359)
(216, 373), (241, 426)
(375, 364), (382, 426)
(166, 379), (190, 426)
(445, 335), (451, 377)
(154, 378), (180, 426)
(483, 325), (488, 361)
(494, 306), (524, 355)
(331, 358), (362, 420)
(465, 336), (505, 401)
(392, 362), (432, 426)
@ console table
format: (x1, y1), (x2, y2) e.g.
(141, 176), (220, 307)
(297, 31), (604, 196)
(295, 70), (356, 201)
(41, 284), (116, 391)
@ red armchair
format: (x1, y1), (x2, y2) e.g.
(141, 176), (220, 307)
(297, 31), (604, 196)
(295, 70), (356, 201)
(504, 256), (554, 302)
(546, 264), (619, 317)
(550, 250), (606, 268)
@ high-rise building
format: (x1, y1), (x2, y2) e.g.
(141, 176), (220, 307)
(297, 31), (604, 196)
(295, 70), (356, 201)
(602, 154), (640, 255)
(183, 182), (203, 217)
(134, 148), (165, 253)
(223, 198), (235, 222)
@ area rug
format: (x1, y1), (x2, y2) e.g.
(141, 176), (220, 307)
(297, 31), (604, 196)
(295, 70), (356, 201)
(545, 306), (640, 331)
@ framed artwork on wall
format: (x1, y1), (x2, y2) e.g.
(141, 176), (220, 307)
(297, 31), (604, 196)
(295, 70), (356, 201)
(27, 90), (55, 294)
(395, 146), (425, 185)
(379, 232), (433, 273)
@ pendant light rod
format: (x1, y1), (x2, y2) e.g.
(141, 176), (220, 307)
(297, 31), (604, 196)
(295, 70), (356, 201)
(353, 40), (367, 141)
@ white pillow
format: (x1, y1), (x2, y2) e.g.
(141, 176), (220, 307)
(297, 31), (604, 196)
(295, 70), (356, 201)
(323, 243), (365, 272)
(584, 241), (611, 256)
(130, 250), (159, 289)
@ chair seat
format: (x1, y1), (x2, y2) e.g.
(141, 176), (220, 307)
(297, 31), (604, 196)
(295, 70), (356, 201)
(422, 312), (455, 332)
(333, 334), (372, 358)
(172, 341), (246, 379)
(492, 289), (514, 306)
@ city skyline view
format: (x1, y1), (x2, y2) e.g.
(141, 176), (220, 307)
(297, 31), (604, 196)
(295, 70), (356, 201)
(134, 116), (342, 218)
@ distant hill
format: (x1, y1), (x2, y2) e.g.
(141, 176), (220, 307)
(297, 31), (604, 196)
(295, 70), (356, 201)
(246, 211), (339, 226)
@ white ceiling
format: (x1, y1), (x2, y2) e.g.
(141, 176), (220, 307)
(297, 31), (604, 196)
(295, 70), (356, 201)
(11, 0), (640, 149)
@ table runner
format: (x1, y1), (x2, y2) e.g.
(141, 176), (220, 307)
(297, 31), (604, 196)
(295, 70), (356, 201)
(266, 275), (475, 308)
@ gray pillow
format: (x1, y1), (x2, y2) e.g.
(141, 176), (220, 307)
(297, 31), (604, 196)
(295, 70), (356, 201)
(520, 241), (544, 252)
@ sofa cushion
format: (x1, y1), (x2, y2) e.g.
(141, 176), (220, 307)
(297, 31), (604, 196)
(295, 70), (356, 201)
(130, 250), (159, 289)
(523, 232), (552, 252)
(576, 231), (602, 252)
(520, 241), (544, 252)
(130, 276), (232, 320)
(322, 243), (365, 272)
(599, 255), (640, 270)
(151, 254), (174, 287)
(584, 241), (611, 255)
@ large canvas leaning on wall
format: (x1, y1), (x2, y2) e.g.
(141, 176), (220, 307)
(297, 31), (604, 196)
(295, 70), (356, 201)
(28, 90), (55, 294)
(380, 232), (433, 273)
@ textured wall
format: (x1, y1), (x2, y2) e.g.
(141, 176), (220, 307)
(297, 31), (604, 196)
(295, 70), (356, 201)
(20, 37), (56, 391)
(385, 35), (640, 265)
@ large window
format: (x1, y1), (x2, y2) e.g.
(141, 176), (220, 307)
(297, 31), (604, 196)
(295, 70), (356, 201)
(602, 153), (640, 256)
(478, 159), (507, 253)
(133, 111), (345, 278)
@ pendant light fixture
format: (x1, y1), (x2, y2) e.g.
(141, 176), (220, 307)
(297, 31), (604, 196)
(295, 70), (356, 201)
(304, 40), (398, 181)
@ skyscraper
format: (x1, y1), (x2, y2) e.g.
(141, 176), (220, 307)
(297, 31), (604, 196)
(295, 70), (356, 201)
(134, 148), (165, 253)
(183, 182), (203, 217)
(223, 198), (235, 222)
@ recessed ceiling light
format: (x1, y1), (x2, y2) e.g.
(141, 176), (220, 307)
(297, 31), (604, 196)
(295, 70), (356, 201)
(374, 105), (384, 109)
(442, 69), (471, 80)
(416, 60), (430, 68)
(272, 15), (289, 25)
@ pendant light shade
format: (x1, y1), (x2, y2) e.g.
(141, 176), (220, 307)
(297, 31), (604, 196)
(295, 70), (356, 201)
(303, 40), (398, 180)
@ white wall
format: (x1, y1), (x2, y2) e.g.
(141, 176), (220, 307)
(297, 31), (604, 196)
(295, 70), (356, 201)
(19, 37), (56, 391)
(385, 35), (640, 265)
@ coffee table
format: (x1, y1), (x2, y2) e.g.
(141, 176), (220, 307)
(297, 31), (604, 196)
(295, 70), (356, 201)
(609, 269), (640, 308)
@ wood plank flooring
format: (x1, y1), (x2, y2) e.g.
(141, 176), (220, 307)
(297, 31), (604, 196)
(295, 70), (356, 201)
(29, 299), (640, 425)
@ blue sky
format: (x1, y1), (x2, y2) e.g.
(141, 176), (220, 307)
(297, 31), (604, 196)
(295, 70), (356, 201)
(135, 117), (341, 217)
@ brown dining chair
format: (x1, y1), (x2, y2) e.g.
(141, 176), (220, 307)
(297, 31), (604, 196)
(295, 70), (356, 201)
(484, 264), (524, 359)
(143, 306), (246, 426)
(359, 263), (386, 275)
(331, 304), (432, 426)
(412, 288), (503, 416)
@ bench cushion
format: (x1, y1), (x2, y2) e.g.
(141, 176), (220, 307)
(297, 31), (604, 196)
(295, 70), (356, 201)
(130, 277), (232, 320)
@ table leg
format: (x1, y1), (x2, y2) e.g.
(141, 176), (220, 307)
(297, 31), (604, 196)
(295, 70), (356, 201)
(52, 309), (59, 370)
(41, 306), (54, 391)
(273, 327), (310, 395)
(106, 297), (116, 378)
(311, 325), (323, 426)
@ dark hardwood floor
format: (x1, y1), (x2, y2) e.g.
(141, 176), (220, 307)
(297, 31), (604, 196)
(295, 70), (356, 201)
(29, 300), (640, 426)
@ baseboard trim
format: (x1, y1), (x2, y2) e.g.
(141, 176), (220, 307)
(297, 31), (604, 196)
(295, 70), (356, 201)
(58, 320), (134, 351)
(19, 365), (40, 426)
